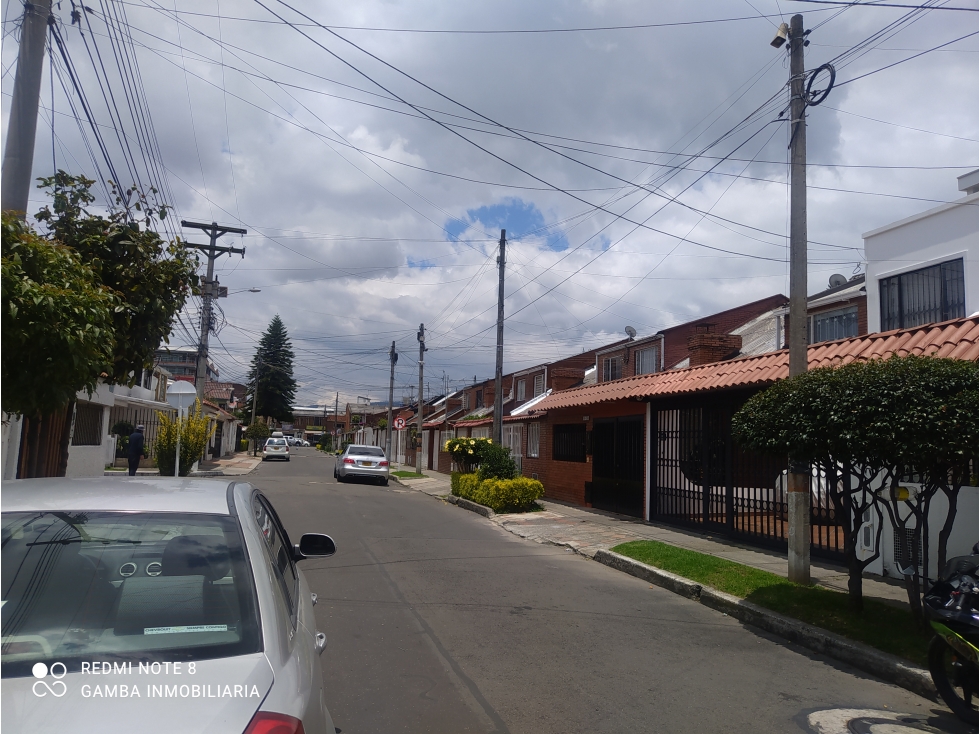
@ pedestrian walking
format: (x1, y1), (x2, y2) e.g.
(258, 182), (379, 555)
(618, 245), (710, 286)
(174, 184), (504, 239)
(128, 425), (147, 476)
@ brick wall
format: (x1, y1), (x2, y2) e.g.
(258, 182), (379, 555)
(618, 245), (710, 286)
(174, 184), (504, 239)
(687, 331), (743, 367)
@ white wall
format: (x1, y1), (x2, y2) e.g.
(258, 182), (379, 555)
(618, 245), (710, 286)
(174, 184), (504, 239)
(864, 191), (979, 332)
(66, 385), (115, 478)
(2, 413), (24, 480)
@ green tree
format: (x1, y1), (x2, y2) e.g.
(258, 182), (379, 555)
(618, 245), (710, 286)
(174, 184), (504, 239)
(2, 213), (118, 418)
(33, 172), (199, 385)
(245, 315), (297, 423)
(733, 355), (979, 618)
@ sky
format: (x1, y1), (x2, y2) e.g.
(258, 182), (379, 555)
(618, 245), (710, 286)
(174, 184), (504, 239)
(3, 0), (978, 407)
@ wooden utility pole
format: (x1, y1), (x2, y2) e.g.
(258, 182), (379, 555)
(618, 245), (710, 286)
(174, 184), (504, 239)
(1, 0), (53, 216)
(181, 220), (247, 404)
(386, 341), (397, 460)
(416, 324), (426, 474)
(493, 230), (506, 444)
(786, 13), (811, 585)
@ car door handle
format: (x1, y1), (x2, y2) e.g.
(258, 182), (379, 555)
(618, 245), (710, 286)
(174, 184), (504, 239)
(314, 631), (327, 655)
(311, 592), (318, 606)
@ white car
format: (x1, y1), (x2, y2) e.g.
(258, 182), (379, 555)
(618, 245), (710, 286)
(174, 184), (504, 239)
(263, 437), (290, 461)
(1, 478), (337, 733)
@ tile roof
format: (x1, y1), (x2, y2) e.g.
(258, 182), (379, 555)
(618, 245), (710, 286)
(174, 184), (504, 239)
(533, 317), (979, 412)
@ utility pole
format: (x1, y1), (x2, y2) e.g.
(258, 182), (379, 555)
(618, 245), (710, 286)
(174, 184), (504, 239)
(386, 341), (397, 460)
(1, 0), (53, 216)
(416, 323), (426, 475)
(181, 220), (247, 404)
(493, 229), (506, 444)
(249, 359), (260, 456)
(786, 14), (810, 585)
(334, 392), (339, 452)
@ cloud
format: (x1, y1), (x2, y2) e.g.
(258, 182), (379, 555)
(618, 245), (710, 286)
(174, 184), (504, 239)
(3, 0), (976, 404)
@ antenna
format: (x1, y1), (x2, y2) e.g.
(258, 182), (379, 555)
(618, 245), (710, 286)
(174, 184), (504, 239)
(828, 274), (847, 288)
(625, 326), (637, 340)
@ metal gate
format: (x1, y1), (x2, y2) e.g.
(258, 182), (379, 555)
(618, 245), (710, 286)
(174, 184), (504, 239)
(652, 400), (843, 560)
(591, 416), (644, 518)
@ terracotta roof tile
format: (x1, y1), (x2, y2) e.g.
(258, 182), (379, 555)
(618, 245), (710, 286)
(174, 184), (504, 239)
(533, 317), (979, 412)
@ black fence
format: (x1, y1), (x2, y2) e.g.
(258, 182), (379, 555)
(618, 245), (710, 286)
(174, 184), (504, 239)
(108, 405), (171, 464)
(650, 394), (843, 561)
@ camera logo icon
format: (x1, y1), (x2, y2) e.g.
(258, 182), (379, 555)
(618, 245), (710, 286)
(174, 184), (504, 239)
(32, 662), (67, 697)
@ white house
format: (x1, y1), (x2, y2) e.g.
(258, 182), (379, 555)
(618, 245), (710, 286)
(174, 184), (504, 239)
(864, 169), (979, 333)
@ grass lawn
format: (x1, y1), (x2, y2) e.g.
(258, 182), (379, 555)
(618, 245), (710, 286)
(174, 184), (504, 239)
(392, 470), (426, 478)
(611, 540), (930, 666)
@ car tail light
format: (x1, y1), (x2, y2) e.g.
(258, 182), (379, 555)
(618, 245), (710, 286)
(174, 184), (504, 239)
(343, 458), (355, 464)
(242, 712), (305, 734)
(379, 460), (389, 466)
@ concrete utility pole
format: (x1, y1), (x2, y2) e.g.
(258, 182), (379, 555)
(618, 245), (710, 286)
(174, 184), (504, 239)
(249, 358), (260, 456)
(493, 229), (506, 444)
(334, 392), (339, 451)
(416, 323), (426, 475)
(386, 341), (397, 460)
(786, 14), (811, 585)
(181, 220), (247, 404)
(1, 0), (53, 216)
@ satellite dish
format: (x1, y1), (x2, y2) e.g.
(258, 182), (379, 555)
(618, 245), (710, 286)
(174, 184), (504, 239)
(828, 274), (847, 288)
(625, 326), (637, 340)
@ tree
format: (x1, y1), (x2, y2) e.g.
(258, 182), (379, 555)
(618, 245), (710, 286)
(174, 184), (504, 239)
(2, 212), (118, 417)
(245, 315), (297, 423)
(33, 172), (199, 385)
(733, 355), (979, 619)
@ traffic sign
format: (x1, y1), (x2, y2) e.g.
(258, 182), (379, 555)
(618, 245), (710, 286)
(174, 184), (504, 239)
(394, 417), (406, 430)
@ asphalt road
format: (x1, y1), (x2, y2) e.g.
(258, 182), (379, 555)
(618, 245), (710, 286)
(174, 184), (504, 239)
(250, 449), (969, 734)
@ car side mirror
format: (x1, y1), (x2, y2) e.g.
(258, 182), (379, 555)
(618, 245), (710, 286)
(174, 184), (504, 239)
(294, 533), (337, 560)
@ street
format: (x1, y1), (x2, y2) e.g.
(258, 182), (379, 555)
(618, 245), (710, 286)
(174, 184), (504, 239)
(249, 449), (967, 734)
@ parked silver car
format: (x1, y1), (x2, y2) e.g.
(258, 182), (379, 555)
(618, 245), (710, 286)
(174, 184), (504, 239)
(334, 445), (389, 485)
(1, 478), (336, 734)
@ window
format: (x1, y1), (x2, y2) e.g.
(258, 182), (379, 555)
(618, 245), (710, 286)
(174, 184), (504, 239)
(527, 423), (540, 458)
(253, 495), (298, 619)
(809, 305), (859, 344)
(503, 424), (523, 474)
(635, 346), (659, 376)
(71, 403), (103, 446)
(603, 356), (622, 382)
(880, 258), (965, 331)
(461, 392), (469, 410)
(475, 389), (483, 406)
(533, 374), (544, 397)
(553, 424), (587, 462)
(517, 380), (526, 401)
(0, 511), (261, 679)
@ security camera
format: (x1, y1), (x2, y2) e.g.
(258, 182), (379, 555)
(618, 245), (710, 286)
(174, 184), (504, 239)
(771, 22), (789, 49)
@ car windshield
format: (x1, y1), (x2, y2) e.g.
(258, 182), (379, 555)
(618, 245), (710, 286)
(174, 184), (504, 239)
(267, 439), (286, 446)
(349, 446), (384, 457)
(1, 511), (261, 678)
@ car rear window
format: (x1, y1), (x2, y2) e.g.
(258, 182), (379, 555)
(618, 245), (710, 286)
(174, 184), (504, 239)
(267, 439), (286, 446)
(1, 511), (261, 678)
(349, 446), (384, 457)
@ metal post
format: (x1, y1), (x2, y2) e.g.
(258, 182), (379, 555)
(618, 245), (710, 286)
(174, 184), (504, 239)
(249, 359), (260, 456)
(493, 229), (506, 444)
(1, 0), (52, 217)
(386, 341), (396, 460)
(175, 407), (183, 478)
(416, 324), (426, 475)
(787, 13), (811, 585)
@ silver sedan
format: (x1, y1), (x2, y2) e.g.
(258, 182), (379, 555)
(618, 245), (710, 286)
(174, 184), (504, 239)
(1, 478), (337, 734)
(334, 445), (389, 485)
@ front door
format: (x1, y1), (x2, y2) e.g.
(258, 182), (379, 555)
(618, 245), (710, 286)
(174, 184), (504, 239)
(591, 416), (644, 517)
(211, 420), (223, 458)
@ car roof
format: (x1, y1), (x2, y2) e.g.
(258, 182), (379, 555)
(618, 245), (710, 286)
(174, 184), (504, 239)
(0, 478), (240, 515)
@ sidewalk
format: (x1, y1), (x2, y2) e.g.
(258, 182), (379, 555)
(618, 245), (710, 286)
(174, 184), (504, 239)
(103, 453), (262, 477)
(391, 466), (910, 609)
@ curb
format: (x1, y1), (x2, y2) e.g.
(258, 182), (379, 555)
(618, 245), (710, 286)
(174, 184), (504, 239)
(444, 494), (496, 518)
(594, 549), (936, 702)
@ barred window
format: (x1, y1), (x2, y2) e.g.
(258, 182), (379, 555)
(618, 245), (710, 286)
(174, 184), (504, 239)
(880, 258), (965, 331)
(72, 403), (104, 446)
(553, 424), (586, 463)
(533, 374), (544, 397)
(603, 357), (622, 382)
(809, 306), (859, 344)
(527, 423), (540, 458)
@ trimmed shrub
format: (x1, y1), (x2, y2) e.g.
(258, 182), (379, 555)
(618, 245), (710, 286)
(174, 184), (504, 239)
(474, 477), (544, 513)
(444, 437), (493, 474)
(453, 472), (480, 500)
(238, 438), (249, 452)
(476, 441), (517, 481)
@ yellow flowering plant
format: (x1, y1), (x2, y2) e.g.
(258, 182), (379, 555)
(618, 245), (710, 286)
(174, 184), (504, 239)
(444, 436), (493, 474)
(154, 399), (216, 476)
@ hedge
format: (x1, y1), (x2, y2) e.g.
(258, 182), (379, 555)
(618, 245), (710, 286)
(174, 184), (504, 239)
(451, 472), (543, 513)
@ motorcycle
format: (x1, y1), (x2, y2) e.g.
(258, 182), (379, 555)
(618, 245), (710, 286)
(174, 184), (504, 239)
(923, 553), (979, 726)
